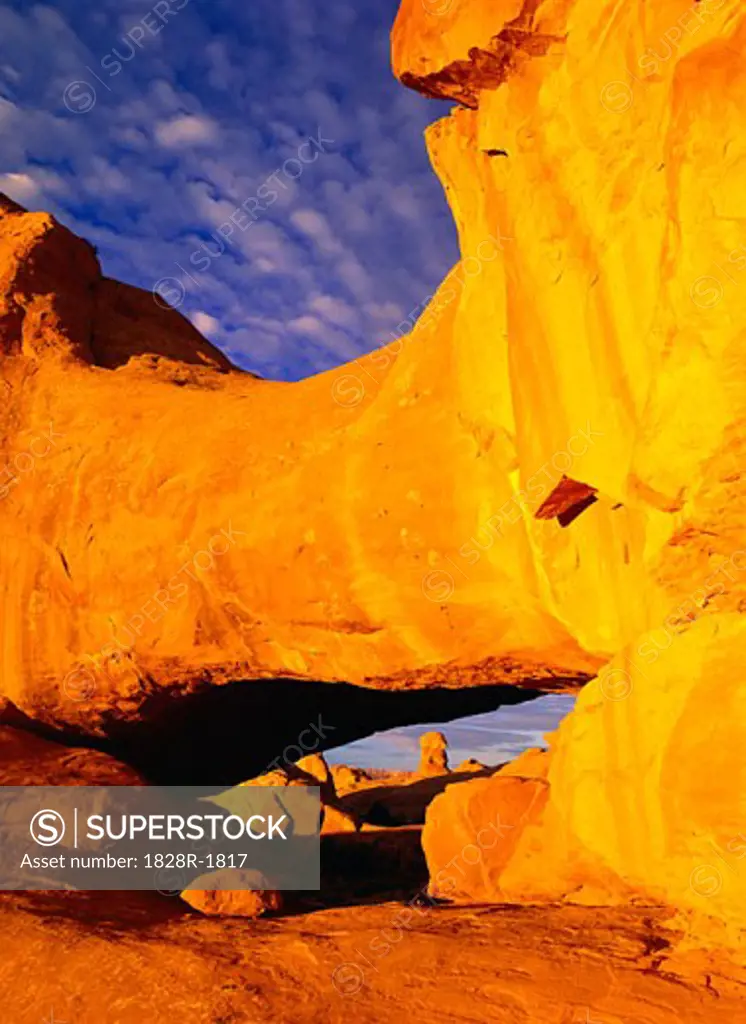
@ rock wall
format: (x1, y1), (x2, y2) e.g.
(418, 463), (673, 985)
(399, 0), (746, 937)
(393, 0), (746, 655)
(0, 191), (596, 753)
(423, 616), (746, 939)
(2, 0), (746, 786)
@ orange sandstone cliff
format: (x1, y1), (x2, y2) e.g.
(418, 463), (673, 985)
(392, 0), (746, 940)
(0, 5), (744, 1021)
(0, 0), (744, 835)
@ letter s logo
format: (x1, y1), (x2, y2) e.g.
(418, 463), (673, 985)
(30, 809), (66, 846)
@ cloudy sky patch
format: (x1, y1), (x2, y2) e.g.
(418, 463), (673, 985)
(0, 0), (458, 380)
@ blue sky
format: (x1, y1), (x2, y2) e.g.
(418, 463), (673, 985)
(328, 695), (576, 771)
(0, 0), (459, 380)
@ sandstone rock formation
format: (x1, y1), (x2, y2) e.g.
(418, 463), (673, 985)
(389, 0), (746, 938)
(422, 618), (746, 942)
(423, 774), (549, 901)
(455, 757), (487, 773)
(3, 187), (571, 781)
(0, 722), (143, 787)
(0, 0), (745, 1015)
(496, 746), (548, 780)
(181, 872), (283, 918)
(1, 0), (745, 956)
(6, 889), (744, 1023)
(512, 616), (746, 932)
(5, 5), (746, 794)
(241, 758), (358, 834)
(418, 730), (449, 776)
(329, 764), (374, 795)
(390, 0), (746, 668)
(296, 753), (336, 800)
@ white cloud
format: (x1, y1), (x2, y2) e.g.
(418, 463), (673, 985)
(154, 114), (218, 148)
(0, 171), (39, 204)
(309, 294), (358, 329)
(82, 157), (129, 196)
(191, 311), (221, 336)
(287, 314), (359, 363)
(0, 63), (20, 83)
(287, 315), (326, 338)
(0, 0), (458, 379)
(336, 255), (374, 303)
(222, 325), (282, 371)
(0, 98), (18, 131)
(290, 208), (341, 255)
(365, 300), (406, 323)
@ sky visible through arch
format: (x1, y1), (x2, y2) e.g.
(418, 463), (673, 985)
(0, 0), (459, 381)
(328, 695), (576, 773)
